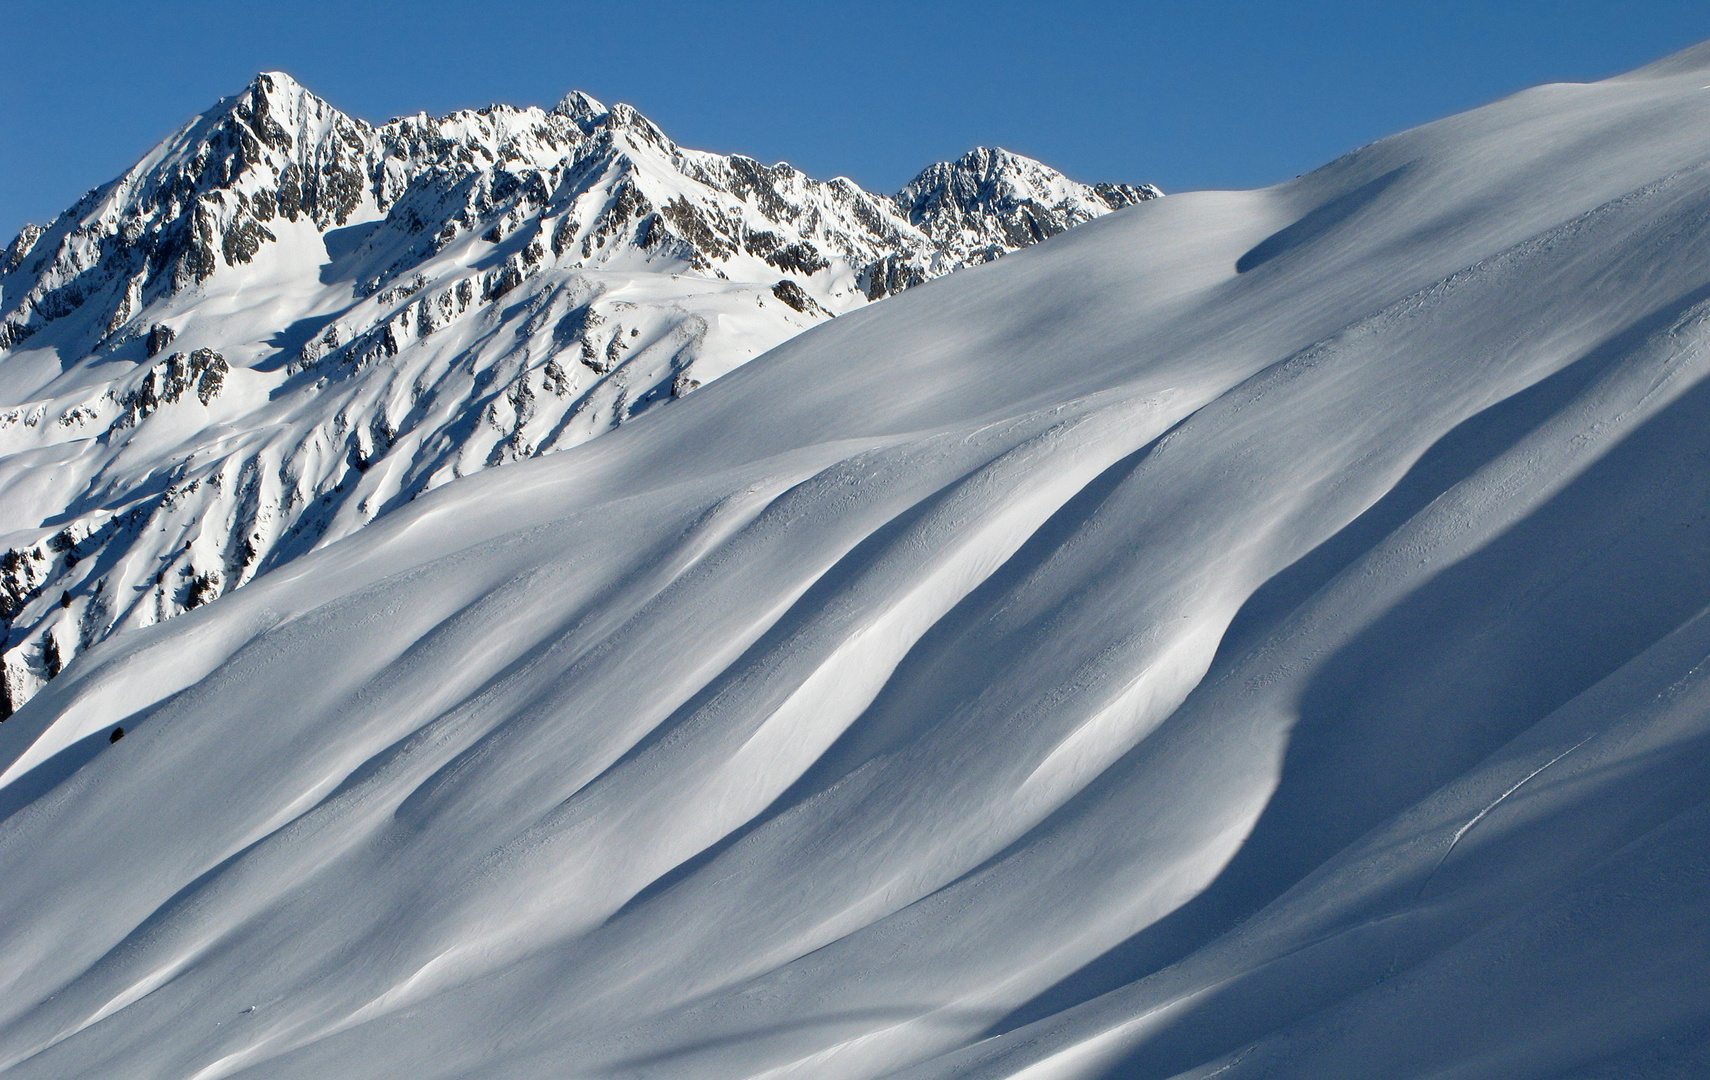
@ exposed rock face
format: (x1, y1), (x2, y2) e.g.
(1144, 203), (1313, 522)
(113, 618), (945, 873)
(0, 72), (1159, 715)
(2, 224), (44, 274)
(145, 322), (176, 356)
(112, 348), (228, 426)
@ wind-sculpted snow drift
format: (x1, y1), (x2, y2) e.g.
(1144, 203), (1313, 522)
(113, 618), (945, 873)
(4, 44), (1710, 1080)
(0, 74), (1157, 714)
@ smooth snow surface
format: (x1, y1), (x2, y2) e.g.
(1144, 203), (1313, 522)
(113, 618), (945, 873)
(5, 45), (1710, 1080)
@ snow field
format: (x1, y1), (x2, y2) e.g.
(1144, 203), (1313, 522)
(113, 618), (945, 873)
(4, 42), (1710, 1080)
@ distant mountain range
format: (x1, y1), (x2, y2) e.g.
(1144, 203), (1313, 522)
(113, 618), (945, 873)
(0, 72), (1158, 714)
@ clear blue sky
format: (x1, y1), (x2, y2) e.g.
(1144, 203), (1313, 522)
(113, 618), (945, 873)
(4, 1), (1707, 239)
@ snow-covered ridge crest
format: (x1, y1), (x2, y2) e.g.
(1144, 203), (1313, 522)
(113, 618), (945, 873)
(0, 71), (1155, 353)
(0, 72), (1157, 715)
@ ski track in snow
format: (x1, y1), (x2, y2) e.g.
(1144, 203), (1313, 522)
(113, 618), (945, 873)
(4, 43), (1710, 1080)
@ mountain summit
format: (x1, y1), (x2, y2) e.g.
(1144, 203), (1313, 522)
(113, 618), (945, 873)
(0, 73), (1157, 714)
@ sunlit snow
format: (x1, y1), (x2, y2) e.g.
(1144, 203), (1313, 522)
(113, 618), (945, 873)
(2, 41), (1710, 1080)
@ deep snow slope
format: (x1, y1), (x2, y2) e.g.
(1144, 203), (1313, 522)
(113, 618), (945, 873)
(5, 43), (1710, 1080)
(0, 74), (1156, 715)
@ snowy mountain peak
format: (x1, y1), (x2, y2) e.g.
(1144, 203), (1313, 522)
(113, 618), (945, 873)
(896, 145), (1163, 258)
(551, 89), (609, 129)
(252, 69), (305, 93)
(240, 69), (314, 112)
(0, 73), (1157, 715)
(231, 70), (352, 140)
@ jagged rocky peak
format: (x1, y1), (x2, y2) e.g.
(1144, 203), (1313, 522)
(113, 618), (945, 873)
(0, 73), (1158, 352)
(897, 145), (1162, 259)
(232, 69), (336, 141)
(0, 70), (377, 351)
(551, 89), (610, 134)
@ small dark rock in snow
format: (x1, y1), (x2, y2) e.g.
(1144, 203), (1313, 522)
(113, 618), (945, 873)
(146, 323), (177, 357)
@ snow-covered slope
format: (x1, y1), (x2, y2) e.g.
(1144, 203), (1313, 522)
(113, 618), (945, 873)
(6, 43), (1710, 1080)
(0, 74), (1157, 714)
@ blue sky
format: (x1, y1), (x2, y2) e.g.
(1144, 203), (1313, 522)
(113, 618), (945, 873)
(4, 1), (1707, 238)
